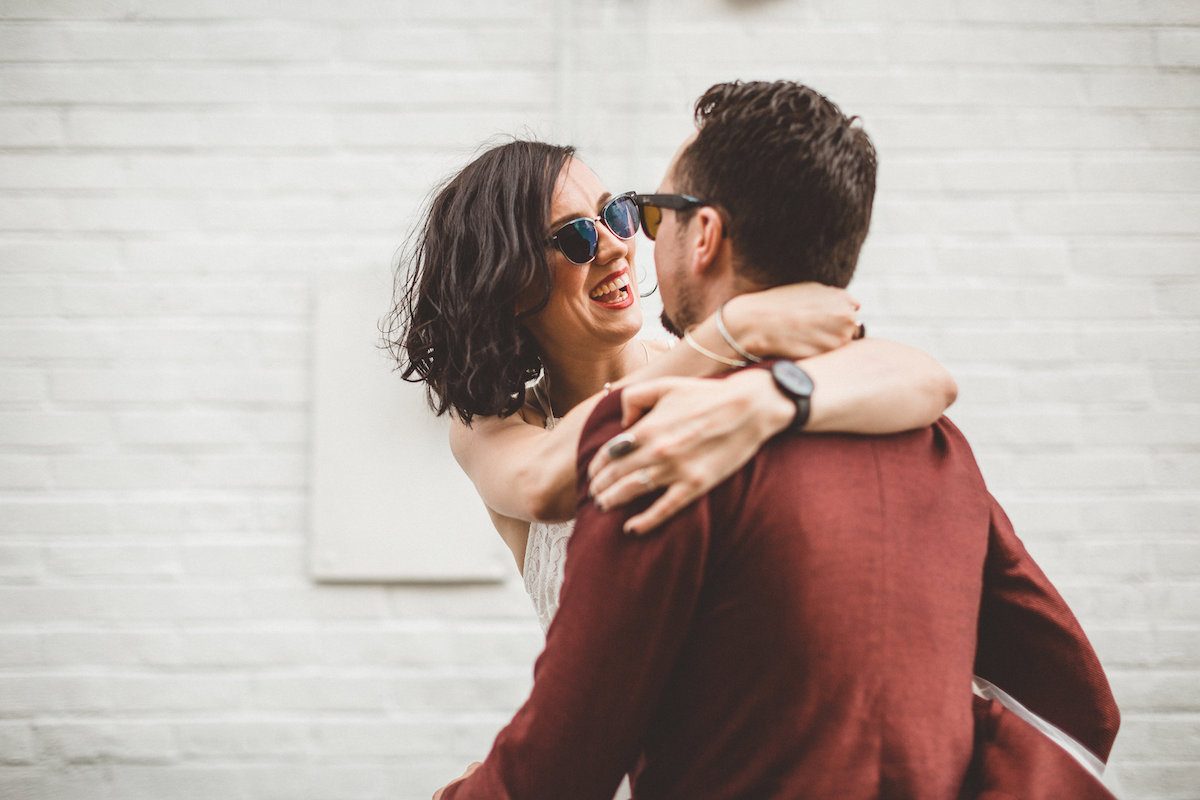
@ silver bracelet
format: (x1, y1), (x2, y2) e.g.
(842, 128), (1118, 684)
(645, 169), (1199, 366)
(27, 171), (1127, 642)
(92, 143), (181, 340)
(715, 302), (762, 364)
(683, 327), (748, 368)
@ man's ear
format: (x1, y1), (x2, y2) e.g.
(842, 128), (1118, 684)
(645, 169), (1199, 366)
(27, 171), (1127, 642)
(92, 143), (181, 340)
(689, 206), (726, 276)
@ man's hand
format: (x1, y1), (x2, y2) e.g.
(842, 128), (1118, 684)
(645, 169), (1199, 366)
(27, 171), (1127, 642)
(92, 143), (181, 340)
(432, 762), (482, 800)
(586, 371), (794, 535)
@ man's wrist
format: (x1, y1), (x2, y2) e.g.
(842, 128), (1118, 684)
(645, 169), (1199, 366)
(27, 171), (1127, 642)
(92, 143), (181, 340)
(734, 368), (796, 437)
(757, 360), (814, 433)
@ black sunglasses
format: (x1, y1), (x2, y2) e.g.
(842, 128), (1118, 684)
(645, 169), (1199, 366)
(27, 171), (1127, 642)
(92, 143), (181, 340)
(547, 192), (640, 265)
(633, 194), (707, 240)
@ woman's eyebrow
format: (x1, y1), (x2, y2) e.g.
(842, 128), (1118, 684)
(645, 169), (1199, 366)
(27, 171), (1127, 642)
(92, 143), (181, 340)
(548, 193), (613, 232)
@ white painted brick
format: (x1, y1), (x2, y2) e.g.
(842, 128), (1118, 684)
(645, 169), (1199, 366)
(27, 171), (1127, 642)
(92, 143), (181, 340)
(176, 720), (310, 758)
(179, 543), (303, 580)
(0, 766), (43, 800)
(41, 629), (182, 668)
(0, 109), (63, 147)
(241, 763), (396, 800)
(1070, 242), (1199, 277)
(1118, 761), (1200, 799)
(238, 586), (390, 621)
(393, 672), (532, 714)
(1017, 199), (1200, 236)
(0, 633), (39, 666)
(0, 283), (56, 317)
(889, 28), (1157, 67)
(1157, 29), (1200, 67)
(318, 624), (454, 668)
(1153, 453), (1200, 489)
(0, 455), (50, 490)
(103, 765), (246, 800)
(0, 544), (41, 584)
(1156, 281), (1200, 317)
(0, 675), (112, 714)
(1154, 369), (1200, 402)
(114, 411), (258, 447)
(176, 628), (319, 667)
(0, 499), (109, 535)
(108, 675), (249, 713)
(1079, 498), (1200, 535)
(956, 0), (1092, 23)
(1094, 0), (1200, 24)
(56, 281), (307, 319)
(342, 24), (553, 65)
(41, 544), (179, 580)
(1155, 625), (1200, 665)
(0, 722), (35, 764)
(36, 721), (176, 764)
(251, 674), (392, 712)
(0, 241), (123, 273)
(1076, 156), (1200, 192)
(311, 719), (455, 757)
(0, 370), (47, 403)
(0, 412), (113, 447)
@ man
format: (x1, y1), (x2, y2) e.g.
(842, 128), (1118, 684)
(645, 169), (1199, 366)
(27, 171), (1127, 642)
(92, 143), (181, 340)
(438, 80), (1118, 799)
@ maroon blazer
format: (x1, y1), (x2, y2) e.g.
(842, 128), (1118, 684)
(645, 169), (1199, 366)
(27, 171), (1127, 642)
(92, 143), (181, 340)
(445, 389), (1118, 799)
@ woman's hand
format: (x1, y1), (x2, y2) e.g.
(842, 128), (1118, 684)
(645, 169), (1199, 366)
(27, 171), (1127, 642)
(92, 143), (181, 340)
(722, 282), (860, 360)
(432, 762), (482, 799)
(586, 371), (793, 535)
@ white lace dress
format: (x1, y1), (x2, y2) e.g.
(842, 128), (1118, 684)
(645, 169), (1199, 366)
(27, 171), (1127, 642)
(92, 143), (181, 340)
(520, 381), (633, 799)
(521, 380), (575, 633)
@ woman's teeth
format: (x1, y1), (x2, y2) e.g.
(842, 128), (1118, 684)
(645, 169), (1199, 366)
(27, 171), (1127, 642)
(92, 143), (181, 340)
(589, 274), (631, 303)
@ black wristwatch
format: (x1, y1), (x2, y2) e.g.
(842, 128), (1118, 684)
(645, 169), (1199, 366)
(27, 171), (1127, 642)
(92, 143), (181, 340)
(762, 360), (814, 433)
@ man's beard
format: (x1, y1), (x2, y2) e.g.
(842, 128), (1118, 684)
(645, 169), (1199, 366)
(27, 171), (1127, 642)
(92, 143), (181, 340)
(659, 276), (698, 339)
(660, 309), (684, 338)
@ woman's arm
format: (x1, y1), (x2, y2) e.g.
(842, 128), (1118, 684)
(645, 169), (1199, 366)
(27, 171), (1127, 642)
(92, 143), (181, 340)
(585, 337), (958, 534)
(448, 283), (862, 526)
(452, 283), (955, 529)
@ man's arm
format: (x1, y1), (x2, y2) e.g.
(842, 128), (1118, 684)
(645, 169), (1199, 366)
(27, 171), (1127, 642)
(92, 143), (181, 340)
(975, 495), (1121, 763)
(443, 390), (712, 799)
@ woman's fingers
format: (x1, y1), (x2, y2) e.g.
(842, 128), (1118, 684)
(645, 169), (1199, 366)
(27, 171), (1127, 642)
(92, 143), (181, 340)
(586, 377), (690, 481)
(591, 463), (664, 513)
(623, 484), (695, 536)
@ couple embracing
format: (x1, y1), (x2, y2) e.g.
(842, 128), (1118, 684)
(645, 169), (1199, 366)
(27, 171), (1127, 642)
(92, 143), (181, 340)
(389, 80), (1120, 799)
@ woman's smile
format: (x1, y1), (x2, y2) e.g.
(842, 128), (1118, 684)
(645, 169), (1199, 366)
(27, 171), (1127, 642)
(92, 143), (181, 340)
(589, 269), (635, 308)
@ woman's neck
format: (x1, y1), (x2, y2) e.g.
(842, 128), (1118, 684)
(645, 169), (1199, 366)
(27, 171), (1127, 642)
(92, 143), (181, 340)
(539, 340), (645, 415)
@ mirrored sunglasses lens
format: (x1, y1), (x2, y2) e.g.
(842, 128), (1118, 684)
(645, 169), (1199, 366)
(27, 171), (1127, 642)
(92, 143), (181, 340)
(604, 196), (639, 240)
(558, 219), (598, 264)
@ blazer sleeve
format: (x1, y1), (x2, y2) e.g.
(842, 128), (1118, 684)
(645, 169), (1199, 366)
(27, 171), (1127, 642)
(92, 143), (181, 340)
(444, 389), (710, 800)
(974, 496), (1121, 762)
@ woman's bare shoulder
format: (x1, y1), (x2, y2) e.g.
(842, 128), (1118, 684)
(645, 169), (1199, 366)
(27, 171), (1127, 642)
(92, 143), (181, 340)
(640, 338), (673, 359)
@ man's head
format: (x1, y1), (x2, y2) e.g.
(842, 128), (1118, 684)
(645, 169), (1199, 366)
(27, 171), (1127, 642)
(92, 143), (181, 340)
(652, 80), (877, 333)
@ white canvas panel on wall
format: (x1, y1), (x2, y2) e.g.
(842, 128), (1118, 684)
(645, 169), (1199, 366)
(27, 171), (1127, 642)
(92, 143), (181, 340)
(310, 270), (509, 582)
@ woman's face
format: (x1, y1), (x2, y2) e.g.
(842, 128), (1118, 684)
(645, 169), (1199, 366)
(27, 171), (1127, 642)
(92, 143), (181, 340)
(520, 158), (643, 361)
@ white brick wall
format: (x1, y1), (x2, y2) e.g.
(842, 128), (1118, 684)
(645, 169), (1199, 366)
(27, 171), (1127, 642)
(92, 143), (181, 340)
(0, 1), (1196, 798)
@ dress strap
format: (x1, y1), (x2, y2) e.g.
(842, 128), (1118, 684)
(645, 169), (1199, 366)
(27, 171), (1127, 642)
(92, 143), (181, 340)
(530, 373), (556, 423)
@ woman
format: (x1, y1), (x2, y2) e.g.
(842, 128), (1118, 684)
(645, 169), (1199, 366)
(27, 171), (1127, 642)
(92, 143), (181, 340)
(385, 139), (957, 632)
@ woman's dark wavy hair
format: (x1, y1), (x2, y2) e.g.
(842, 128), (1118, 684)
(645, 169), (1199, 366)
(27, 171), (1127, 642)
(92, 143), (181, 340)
(382, 139), (575, 424)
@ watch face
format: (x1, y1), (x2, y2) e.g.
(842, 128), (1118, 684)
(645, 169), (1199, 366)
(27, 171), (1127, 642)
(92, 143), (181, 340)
(773, 361), (814, 397)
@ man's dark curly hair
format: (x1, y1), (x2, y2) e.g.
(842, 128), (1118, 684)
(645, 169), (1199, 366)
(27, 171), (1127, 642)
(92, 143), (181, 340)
(382, 140), (575, 424)
(673, 80), (877, 289)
